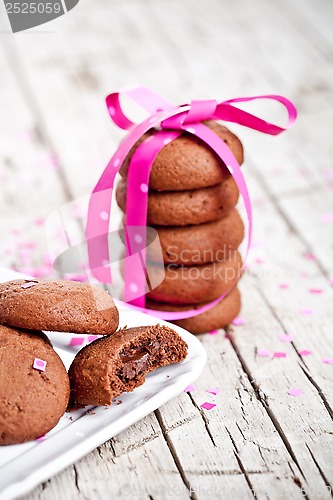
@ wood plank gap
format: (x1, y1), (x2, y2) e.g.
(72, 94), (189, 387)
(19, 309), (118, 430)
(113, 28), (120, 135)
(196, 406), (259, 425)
(154, 409), (197, 500)
(224, 426), (256, 497)
(246, 276), (333, 421)
(305, 443), (332, 495)
(228, 334), (307, 482)
(72, 464), (81, 495)
(297, 363), (333, 421)
(187, 393), (217, 448)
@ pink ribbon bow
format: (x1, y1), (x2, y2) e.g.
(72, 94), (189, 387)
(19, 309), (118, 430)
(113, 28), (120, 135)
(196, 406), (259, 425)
(86, 85), (297, 320)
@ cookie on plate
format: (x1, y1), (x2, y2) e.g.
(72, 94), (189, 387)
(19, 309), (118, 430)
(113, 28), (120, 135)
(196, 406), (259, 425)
(0, 325), (69, 445)
(0, 280), (119, 335)
(146, 250), (242, 304)
(148, 209), (244, 266)
(116, 175), (239, 226)
(120, 121), (243, 191)
(68, 324), (188, 407)
(146, 287), (241, 334)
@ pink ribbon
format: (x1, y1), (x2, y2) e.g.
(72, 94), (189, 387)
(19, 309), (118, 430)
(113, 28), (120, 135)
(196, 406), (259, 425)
(87, 85), (297, 320)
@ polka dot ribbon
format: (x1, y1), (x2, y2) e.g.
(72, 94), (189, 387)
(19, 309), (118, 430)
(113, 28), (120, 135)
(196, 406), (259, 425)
(86, 85), (297, 320)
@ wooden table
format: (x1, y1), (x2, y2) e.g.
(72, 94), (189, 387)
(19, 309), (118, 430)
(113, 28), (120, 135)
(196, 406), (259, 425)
(1, 0), (332, 497)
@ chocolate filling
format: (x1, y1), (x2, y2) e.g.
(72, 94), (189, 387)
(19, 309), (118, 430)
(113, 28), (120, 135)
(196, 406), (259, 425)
(118, 341), (160, 380)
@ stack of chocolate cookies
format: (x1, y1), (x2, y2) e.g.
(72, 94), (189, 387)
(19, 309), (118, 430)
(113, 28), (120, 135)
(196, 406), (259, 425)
(116, 121), (244, 334)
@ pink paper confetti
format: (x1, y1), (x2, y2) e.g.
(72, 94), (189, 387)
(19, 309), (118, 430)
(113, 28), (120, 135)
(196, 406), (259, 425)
(184, 384), (196, 392)
(320, 213), (333, 223)
(208, 329), (219, 336)
(321, 358), (333, 365)
(298, 349), (312, 356)
(207, 387), (220, 395)
(304, 252), (316, 261)
(329, 278), (333, 286)
(309, 288), (323, 294)
(257, 349), (271, 357)
(34, 218), (45, 226)
(201, 402), (216, 411)
(279, 283), (289, 289)
(88, 335), (99, 343)
(232, 317), (246, 326)
(274, 352), (287, 358)
(69, 337), (85, 347)
(33, 358), (47, 371)
(278, 333), (293, 343)
(287, 388), (304, 397)
(21, 281), (38, 289)
(300, 307), (314, 316)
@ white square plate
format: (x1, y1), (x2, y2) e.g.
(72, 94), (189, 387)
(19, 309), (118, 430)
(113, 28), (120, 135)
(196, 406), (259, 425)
(0, 267), (207, 500)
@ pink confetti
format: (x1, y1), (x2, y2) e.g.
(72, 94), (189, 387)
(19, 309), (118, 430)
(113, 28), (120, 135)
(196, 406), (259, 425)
(201, 402), (216, 411)
(329, 278), (333, 286)
(254, 257), (265, 265)
(274, 352), (287, 358)
(298, 350), (312, 356)
(88, 335), (99, 343)
(320, 213), (333, 223)
(232, 317), (246, 326)
(321, 358), (333, 365)
(279, 283), (289, 289)
(257, 349), (271, 357)
(184, 384), (196, 392)
(309, 288), (323, 294)
(69, 337), (85, 347)
(207, 387), (220, 395)
(21, 281), (38, 289)
(33, 358), (47, 371)
(304, 252), (316, 261)
(34, 218), (45, 226)
(208, 329), (219, 336)
(287, 388), (304, 397)
(300, 307), (314, 316)
(278, 333), (293, 343)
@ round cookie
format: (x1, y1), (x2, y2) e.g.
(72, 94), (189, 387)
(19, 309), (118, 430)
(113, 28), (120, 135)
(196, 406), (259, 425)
(0, 280), (119, 335)
(68, 324), (188, 407)
(120, 121), (244, 191)
(146, 287), (241, 334)
(148, 209), (244, 266)
(116, 175), (239, 226)
(0, 325), (69, 445)
(146, 251), (242, 304)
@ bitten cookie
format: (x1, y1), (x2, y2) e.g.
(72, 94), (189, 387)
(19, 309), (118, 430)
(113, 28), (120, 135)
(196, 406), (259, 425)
(146, 287), (241, 334)
(0, 325), (69, 445)
(148, 209), (244, 266)
(68, 324), (188, 407)
(116, 175), (239, 226)
(120, 121), (243, 191)
(0, 280), (119, 335)
(146, 251), (242, 304)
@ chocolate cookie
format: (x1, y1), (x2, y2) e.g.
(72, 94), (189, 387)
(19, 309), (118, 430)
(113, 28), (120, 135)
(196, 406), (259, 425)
(0, 325), (69, 445)
(116, 175), (239, 226)
(146, 251), (242, 304)
(68, 324), (188, 407)
(148, 209), (244, 266)
(0, 280), (119, 335)
(146, 287), (241, 334)
(120, 121), (243, 191)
